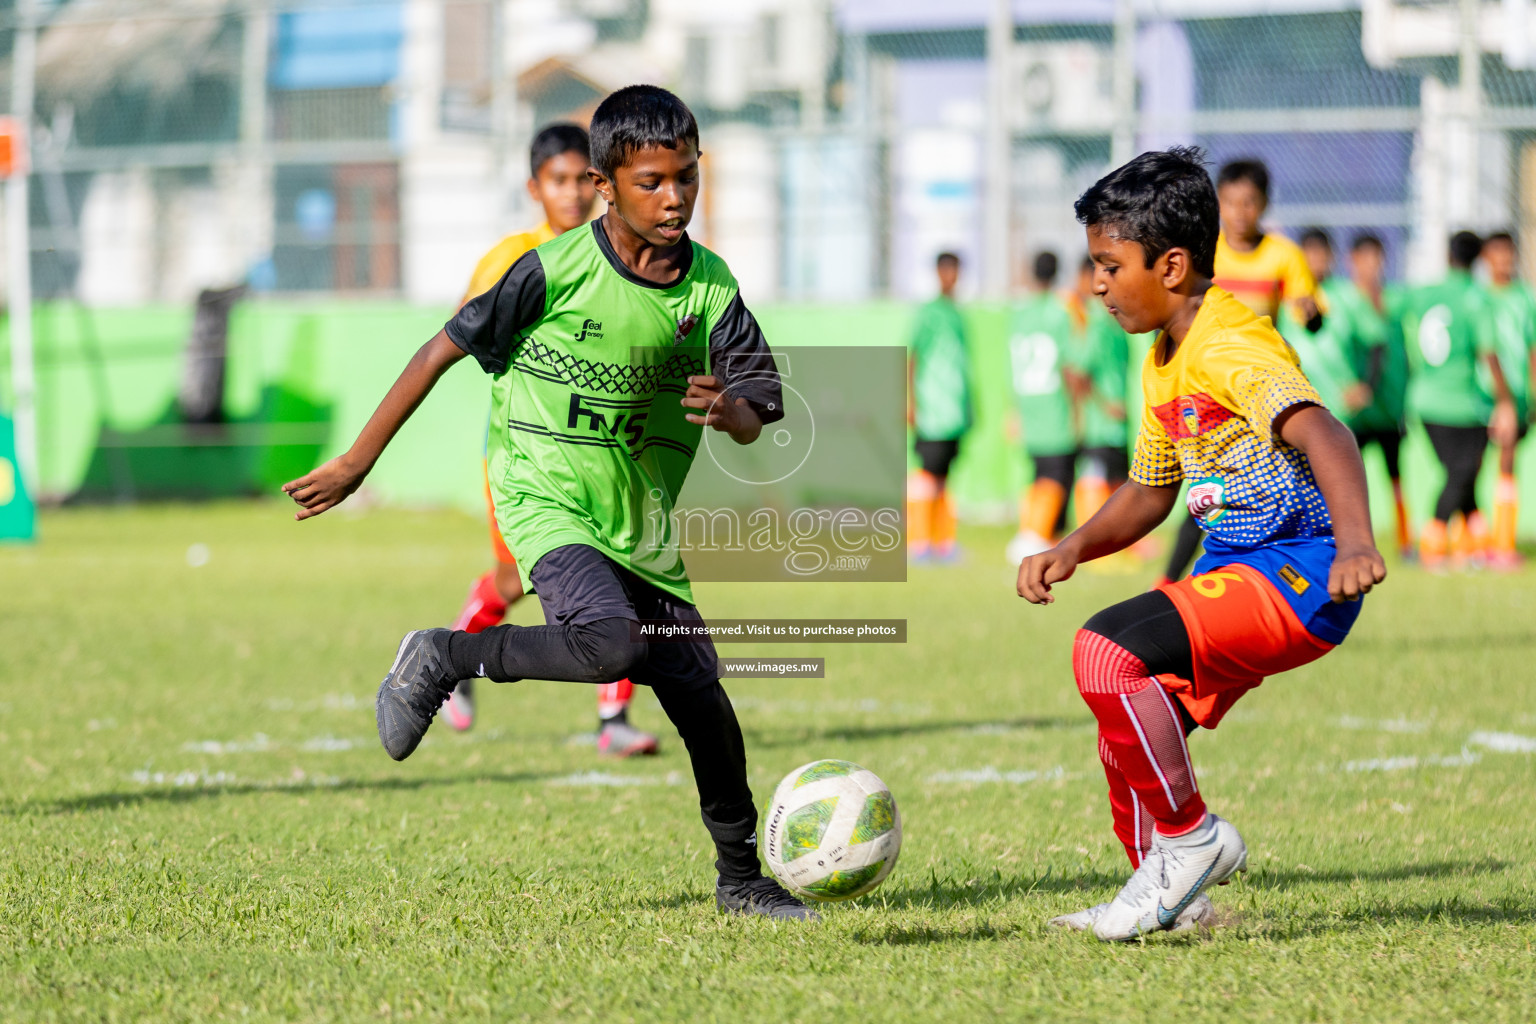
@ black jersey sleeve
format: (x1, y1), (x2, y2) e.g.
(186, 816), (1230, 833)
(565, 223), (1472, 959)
(709, 292), (785, 426)
(444, 250), (547, 374)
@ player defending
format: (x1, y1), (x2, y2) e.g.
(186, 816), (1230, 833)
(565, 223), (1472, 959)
(283, 86), (815, 921)
(1019, 148), (1386, 941)
(1006, 251), (1081, 565)
(1480, 231), (1535, 568)
(1155, 158), (1325, 586)
(440, 122), (659, 757)
(1406, 232), (1518, 570)
(907, 251), (971, 564)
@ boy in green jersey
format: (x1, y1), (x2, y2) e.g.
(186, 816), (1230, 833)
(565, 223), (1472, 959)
(907, 251), (970, 563)
(1006, 251), (1081, 566)
(1288, 230), (1413, 556)
(1065, 256), (1131, 525)
(1480, 231), (1535, 566)
(283, 86), (815, 921)
(1404, 231), (1519, 569)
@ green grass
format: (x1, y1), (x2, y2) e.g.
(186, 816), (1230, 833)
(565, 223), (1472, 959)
(2, 503), (1534, 1022)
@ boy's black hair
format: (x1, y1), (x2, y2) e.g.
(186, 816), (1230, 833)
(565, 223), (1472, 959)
(1074, 146), (1219, 278)
(1448, 230), (1483, 269)
(936, 251), (961, 268)
(1299, 227), (1332, 251)
(589, 84), (700, 180)
(1216, 158), (1270, 200)
(1033, 251), (1059, 285)
(1351, 232), (1384, 254)
(529, 123), (591, 179)
(1485, 230), (1516, 247)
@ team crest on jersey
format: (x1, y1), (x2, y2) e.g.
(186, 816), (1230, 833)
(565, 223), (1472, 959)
(574, 318), (604, 342)
(1179, 396), (1200, 436)
(1187, 475), (1226, 522)
(673, 313), (700, 346)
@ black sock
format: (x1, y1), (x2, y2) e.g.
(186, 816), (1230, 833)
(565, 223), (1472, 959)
(654, 682), (762, 882)
(598, 705), (628, 728)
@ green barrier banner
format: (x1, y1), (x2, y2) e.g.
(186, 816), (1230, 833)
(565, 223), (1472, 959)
(0, 414), (34, 542)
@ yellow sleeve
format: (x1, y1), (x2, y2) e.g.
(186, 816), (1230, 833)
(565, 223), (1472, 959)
(1128, 400), (1181, 486)
(463, 235), (530, 303)
(1208, 332), (1324, 440)
(1279, 242), (1327, 317)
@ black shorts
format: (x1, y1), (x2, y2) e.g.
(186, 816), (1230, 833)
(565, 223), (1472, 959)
(914, 438), (961, 479)
(1080, 445), (1130, 484)
(1030, 452), (1077, 489)
(1351, 427), (1404, 479)
(529, 543), (719, 692)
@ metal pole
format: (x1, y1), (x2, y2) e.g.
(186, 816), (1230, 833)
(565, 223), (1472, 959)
(1111, 0), (1137, 166)
(985, 0), (1012, 298)
(1460, 0), (1483, 226)
(7, 0), (36, 494)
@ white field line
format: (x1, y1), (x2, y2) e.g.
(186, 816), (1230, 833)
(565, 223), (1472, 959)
(1335, 715), (1430, 734)
(924, 766), (1067, 785)
(1342, 749), (1481, 773)
(545, 771), (686, 788)
(1468, 730), (1536, 753)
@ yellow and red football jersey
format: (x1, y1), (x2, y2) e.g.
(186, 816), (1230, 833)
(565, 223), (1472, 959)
(462, 222), (558, 305)
(1213, 232), (1321, 324)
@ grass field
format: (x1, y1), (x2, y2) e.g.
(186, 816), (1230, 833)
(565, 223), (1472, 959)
(3, 502), (1534, 1023)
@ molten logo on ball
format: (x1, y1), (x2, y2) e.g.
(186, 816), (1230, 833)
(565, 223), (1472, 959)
(763, 759), (901, 901)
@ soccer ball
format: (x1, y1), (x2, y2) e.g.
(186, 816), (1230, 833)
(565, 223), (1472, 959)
(763, 759), (901, 901)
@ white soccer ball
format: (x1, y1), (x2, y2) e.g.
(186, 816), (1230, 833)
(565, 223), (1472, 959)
(763, 759), (902, 901)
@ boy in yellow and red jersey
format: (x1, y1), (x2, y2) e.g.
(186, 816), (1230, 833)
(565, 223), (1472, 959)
(1019, 147), (1385, 942)
(1157, 157), (1327, 585)
(442, 123), (659, 757)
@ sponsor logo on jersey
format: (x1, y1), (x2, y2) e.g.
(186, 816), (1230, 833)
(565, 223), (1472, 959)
(574, 318), (604, 342)
(1187, 475), (1226, 522)
(1277, 563), (1310, 595)
(673, 313), (700, 346)
(1179, 396), (1200, 436)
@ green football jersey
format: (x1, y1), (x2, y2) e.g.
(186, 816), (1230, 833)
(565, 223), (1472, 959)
(1403, 270), (1495, 427)
(1007, 292), (1077, 457)
(1278, 287), (1354, 417)
(909, 296), (970, 441)
(446, 222), (783, 603)
(1317, 278), (1408, 432)
(1486, 280), (1536, 418)
(1079, 302), (1130, 450)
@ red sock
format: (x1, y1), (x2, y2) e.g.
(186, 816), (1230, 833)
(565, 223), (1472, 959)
(452, 572), (509, 633)
(1101, 738), (1156, 867)
(597, 678), (634, 720)
(1074, 629), (1207, 838)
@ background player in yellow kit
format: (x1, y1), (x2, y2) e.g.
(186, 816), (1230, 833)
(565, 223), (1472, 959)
(1156, 158), (1326, 586)
(442, 123), (659, 757)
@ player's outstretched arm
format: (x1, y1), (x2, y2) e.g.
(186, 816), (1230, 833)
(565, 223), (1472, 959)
(1275, 402), (1386, 602)
(282, 331), (467, 520)
(682, 375), (764, 444)
(1017, 481), (1180, 605)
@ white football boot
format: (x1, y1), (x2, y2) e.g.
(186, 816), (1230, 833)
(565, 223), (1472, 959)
(1092, 813), (1247, 942)
(1049, 892), (1216, 933)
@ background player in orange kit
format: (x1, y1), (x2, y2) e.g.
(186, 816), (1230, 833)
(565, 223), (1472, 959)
(1019, 147), (1385, 941)
(442, 122), (659, 757)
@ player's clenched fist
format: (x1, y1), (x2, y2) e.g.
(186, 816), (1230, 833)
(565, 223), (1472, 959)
(1327, 545), (1387, 603)
(1017, 544), (1082, 605)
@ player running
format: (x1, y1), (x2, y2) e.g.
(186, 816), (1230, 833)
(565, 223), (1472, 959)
(907, 251), (971, 564)
(1020, 147), (1386, 941)
(1480, 231), (1535, 568)
(1156, 158), (1326, 586)
(1006, 251), (1081, 565)
(284, 85), (816, 921)
(440, 123), (659, 758)
(1405, 231), (1519, 570)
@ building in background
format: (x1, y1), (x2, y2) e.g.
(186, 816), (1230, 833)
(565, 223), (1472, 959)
(4, 0), (1536, 306)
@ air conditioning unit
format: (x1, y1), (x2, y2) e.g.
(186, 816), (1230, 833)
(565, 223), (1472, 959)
(1011, 41), (1115, 134)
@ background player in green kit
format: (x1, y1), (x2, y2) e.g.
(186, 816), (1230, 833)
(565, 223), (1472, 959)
(907, 251), (970, 563)
(1065, 256), (1131, 530)
(1481, 231), (1535, 567)
(281, 85), (816, 921)
(1404, 231), (1519, 569)
(1006, 251), (1080, 566)
(1290, 230), (1413, 557)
